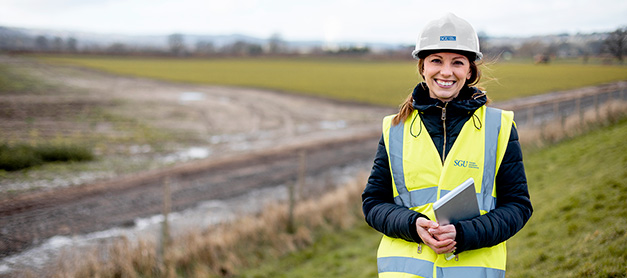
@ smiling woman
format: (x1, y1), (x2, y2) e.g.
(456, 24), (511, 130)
(420, 52), (473, 102)
(362, 13), (533, 278)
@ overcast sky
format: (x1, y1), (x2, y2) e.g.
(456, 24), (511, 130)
(1, 0), (626, 44)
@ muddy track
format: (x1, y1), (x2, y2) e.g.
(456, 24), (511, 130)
(0, 55), (395, 260)
(0, 131), (380, 257)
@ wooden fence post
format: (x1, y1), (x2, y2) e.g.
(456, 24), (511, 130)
(594, 93), (600, 121)
(298, 150), (306, 201)
(159, 176), (173, 277)
(527, 106), (534, 127)
(575, 96), (583, 127)
(287, 180), (296, 234)
(288, 150), (307, 234)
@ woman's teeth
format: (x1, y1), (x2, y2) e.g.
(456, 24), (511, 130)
(436, 80), (454, 86)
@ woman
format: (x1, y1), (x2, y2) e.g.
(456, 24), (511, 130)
(362, 13), (532, 278)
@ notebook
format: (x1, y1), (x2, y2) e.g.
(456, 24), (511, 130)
(433, 178), (480, 225)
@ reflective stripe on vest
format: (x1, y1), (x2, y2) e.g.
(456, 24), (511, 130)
(378, 258), (506, 278)
(378, 257), (434, 278)
(480, 107), (501, 212)
(437, 266), (505, 278)
(389, 107), (502, 211)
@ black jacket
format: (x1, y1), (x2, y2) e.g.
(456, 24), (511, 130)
(362, 83), (533, 253)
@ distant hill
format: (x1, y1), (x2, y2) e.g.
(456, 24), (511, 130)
(0, 25), (614, 57)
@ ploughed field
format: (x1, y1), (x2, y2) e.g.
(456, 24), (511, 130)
(0, 55), (392, 257)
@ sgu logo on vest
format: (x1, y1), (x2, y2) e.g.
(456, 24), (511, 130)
(454, 159), (480, 169)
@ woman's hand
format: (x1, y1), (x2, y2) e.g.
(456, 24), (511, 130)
(415, 217), (457, 254)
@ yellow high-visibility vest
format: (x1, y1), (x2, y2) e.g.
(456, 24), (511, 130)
(377, 106), (514, 278)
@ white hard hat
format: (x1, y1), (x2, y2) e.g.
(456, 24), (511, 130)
(412, 13), (483, 61)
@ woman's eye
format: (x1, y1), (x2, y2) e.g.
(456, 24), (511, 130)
(430, 59), (441, 63)
(454, 61), (465, 65)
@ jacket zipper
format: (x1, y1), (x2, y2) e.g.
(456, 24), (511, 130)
(441, 103), (448, 164)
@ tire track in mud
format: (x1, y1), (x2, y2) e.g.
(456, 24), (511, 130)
(0, 131), (380, 258)
(0, 56), (392, 261)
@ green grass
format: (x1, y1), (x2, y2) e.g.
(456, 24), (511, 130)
(0, 63), (98, 171)
(0, 62), (56, 95)
(233, 119), (627, 278)
(238, 223), (381, 278)
(0, 142), (94, 171)
(486, 63), (627, 101)
(507, 119), (627, 277)
(37, 56), (627, 106)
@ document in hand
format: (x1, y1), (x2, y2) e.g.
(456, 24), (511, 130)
(433, 178), (480, 225)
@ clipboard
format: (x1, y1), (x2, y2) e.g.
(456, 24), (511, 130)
(433, 178), (480, 225)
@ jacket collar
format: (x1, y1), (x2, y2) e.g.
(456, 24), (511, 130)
(411, 82), (487, 115)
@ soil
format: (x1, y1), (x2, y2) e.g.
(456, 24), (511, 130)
(0, 55), (394, 259)
(0, 55), (395, 193)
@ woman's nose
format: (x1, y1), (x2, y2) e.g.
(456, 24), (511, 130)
(440, 64), (452, 76)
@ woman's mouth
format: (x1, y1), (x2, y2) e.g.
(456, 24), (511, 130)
(436, 79), (455, 87)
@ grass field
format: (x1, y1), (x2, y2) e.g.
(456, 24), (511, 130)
(236, 119), (627, 278)
(39, 56), (627, 106)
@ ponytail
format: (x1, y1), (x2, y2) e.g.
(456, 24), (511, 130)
(392, 92), (415, 126)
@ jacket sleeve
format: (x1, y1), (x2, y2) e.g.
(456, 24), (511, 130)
(362, 135), (425, 243)
(454, 124), (533, 253)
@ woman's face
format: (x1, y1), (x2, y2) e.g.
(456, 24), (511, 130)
(422, 52), (472, 102)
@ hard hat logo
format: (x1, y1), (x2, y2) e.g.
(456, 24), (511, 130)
(412, 13), (483, 61)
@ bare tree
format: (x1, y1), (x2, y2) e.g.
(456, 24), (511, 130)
(516, 40), (546, 58)
(66, 37), (78, 52)
(195, 41), (215, 55)
(35, 35), (49, 51)
(268, 33), (286, 54)
(224, 40), (262, 56)
(107, 43), (128, 54)
(477, 31), (489, 57)
(52, 36), (64, 52)
(168, 33), (186, 56)
(604, 27), (626, 63)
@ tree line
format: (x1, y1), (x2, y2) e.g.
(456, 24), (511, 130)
(1, 27), (624, 63)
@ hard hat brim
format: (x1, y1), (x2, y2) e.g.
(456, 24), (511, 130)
(412, 49), (482, 61)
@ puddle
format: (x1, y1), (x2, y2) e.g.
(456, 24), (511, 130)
(178, 92), (206, 103)
(0, 185), (289, 276)
(0, 161), (369, 276)
(319, 120), (347, 130)
(161, 146), (211, 163)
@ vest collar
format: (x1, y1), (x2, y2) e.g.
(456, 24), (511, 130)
(412, 82), (487, 116)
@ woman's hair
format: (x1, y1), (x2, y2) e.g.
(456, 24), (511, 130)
(391, 55), (484, 126)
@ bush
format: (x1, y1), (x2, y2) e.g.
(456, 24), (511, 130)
(0, 143), (43, 171)
(35, 144), (95, 162)
(0, 142), (94, 171)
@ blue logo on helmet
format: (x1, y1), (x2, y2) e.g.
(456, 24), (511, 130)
(440, 36), (457, 41)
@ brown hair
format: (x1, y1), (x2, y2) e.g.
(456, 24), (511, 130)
(391, 57), (484, 126)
